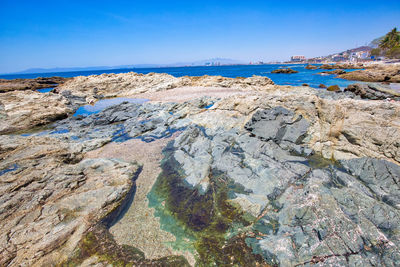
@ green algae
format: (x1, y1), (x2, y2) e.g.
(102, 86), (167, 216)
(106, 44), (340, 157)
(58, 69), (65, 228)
(147, 142), (267, 266)
(63, 223), (189, 266)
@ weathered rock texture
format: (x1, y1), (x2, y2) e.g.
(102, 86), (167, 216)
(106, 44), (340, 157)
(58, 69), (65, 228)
(0, 71), (399, 266)
(0, 91), (74, 134)
(0, 77), (69, 93)
(58, 72), (275, 101)
(345, 83), (400, 100)
(0, 135), (138, 266)
(338, 64), (400, 82)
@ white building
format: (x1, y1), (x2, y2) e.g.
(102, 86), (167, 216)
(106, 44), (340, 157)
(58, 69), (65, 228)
(291, 55), (306, 62)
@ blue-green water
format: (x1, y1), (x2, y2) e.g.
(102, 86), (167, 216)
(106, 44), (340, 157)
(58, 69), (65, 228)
(73, 98), (148, 116)
(0, 64), (358, 89)
(37, 87), (54, 93)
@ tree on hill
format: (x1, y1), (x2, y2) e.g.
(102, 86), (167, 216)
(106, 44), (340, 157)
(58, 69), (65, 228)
(379, 28), (400, 50)
(375, 28), (400, 59)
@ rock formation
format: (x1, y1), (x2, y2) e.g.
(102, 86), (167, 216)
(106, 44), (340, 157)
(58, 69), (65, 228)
(0, 77), (69, 93)
(0, 71), (399, 266)
(319, 63), (364, 70)
(338, 64), (400, 82)
(345, 83), (400, 100)
(271, 68), (299, 74)
(305, 64), (318, 70)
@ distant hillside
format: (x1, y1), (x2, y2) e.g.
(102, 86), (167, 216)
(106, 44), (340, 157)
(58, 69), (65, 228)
(369, 36), (384, 48)
(9, 58), (243, 75)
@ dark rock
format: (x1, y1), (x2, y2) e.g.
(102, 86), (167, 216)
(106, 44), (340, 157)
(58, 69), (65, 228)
(305, 64), (318, 70)
(302, 83), (309, 86)
(344, 83), (400, 101)
(271, 68), (298, 74)
(327, 85), (341, 92)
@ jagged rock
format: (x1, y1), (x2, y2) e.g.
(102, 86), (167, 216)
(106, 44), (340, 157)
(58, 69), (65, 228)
(319, 84), (327, 88)
(154, 106), (400, 266)
(271, 68), (298, 74)
(338, 64), (400, 82)
(344, 83), (400, 100)
(0, 90), (74, 134)
(0, 135), (139, 266)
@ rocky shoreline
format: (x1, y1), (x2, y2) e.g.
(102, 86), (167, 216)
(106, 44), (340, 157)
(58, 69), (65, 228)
(0, 71), (399, 266)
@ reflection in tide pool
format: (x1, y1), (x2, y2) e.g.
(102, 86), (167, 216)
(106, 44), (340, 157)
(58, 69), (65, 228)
(73, 98), (148, 116)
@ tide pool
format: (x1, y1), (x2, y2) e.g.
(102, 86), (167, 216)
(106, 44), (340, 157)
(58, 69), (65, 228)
(73, 98), (148, 116)
(37, 87), (54, 93)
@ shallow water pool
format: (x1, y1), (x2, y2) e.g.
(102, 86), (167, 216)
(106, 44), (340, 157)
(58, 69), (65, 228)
(73, 98), (148, 116)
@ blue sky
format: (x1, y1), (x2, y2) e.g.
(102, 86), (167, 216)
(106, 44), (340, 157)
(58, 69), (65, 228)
(0, 0), (399, 73)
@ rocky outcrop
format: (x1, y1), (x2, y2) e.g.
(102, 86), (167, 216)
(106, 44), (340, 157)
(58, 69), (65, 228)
(1, 71), (400, 266)
(150, 107), (400, 266)
(345, 83), (400, 100)
(0, 77), (69, 93)
(305, 64), (318, 70)
(0, 135), (138, 266)
(338, 64), (400, 82)
(319, 63), (364, 70)
(319, 69), (346, 75)
(0, 89), (86, 134)
(57, 72), (275, 100)
(271, 68), (298, 74)
(0, 91), (73, 134)
(327, 85), (341, 91)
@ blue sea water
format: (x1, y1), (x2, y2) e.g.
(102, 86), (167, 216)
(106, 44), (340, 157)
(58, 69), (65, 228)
(0, 64), (359, 89)
(37, 87), (54, 93)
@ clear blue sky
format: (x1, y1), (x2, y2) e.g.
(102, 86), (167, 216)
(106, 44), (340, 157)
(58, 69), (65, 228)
(0, 0), (399, 73)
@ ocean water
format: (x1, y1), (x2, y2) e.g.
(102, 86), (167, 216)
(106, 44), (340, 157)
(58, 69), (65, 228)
(0, 64), (360, 89)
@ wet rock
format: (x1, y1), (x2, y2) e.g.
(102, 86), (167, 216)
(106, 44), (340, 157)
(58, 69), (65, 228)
(327, 85), (341, 91)
(344, 83), (400, 100)
(151, 105), (400, 266)
(319, 84), (327, 88)
(250, 160), (400, 266)
(271, 68), (299, 74)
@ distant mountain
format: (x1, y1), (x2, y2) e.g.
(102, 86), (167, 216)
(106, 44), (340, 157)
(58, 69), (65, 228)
(13, 64), (161, 74)
(9, 58), (243, 75)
